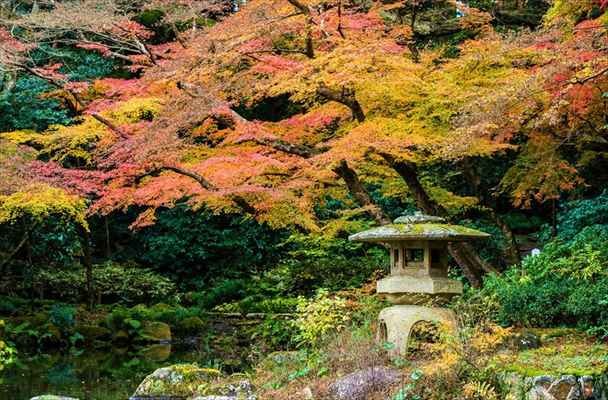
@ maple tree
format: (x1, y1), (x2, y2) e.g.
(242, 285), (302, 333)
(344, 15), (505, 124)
(2, 0), (607, 288)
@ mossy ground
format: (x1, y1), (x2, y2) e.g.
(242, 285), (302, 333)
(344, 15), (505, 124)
(492, 329), (608, 377)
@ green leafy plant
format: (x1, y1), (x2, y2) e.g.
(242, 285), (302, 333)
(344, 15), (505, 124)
(294, 289), (351, 347)
(36, 262), (176, 305)
(484, 225), (608, 336)
(49, 304), (76, 333)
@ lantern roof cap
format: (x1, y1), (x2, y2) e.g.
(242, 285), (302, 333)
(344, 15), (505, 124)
(348, 212), (490, 242)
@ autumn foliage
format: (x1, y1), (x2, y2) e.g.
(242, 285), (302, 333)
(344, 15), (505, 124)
(1, 0), (607, 282)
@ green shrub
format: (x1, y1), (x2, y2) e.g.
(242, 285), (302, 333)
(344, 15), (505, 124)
(0, 320), (16, 371)
(135, 205), (288, 289)
(37, 262), (176, 305)
(252, 316), (300, 350)
(93, 263), (176, 304)
(49, 304), (76, 333)
(104, 303), (203, 337)
(265, 233), (387, 295)
(195, 279), (248, 309)
(215, 296), (300, 314)
(294, 289), (351, 347)
(176, 316), (206, 336)
(540, 191), (608, 242)
(485, 225), (608, 336)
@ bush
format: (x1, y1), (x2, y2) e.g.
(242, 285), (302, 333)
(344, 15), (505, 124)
(37, 262), (176, 305)
(104, 303), (202, 336)
(265, 233), (387, 295)
(93, 262), (176, 304)
(0, 320), (16, 371)
(194, 279), (249, 309)
(484, 225), (608, 336)
(135, 205), (288, 289)
(49, 304), (76, 333)
(539, 191), (608, 242)
(294, 289), (351, 347)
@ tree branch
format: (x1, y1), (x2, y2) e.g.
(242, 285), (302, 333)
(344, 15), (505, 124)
(20, 65), (129, 138)
(333, 159), (391, 225)
(0, 226), (32, 271)
(286, 0), (311, 15)
(139, 165), (217, 190)
(317, 84), (365, 122)
(176, 81), (248, 124)
(137, 165), (260, 216)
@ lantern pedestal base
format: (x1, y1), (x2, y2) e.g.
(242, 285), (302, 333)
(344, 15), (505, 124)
(377, 305), (458, 357)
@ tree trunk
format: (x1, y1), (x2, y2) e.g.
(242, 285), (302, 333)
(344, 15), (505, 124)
(488, 209), (521, 266)
(333, 160), (392, 226)
(551, 199), (558, 238)
(461, 158), (521, 266)
(26, 231), (34, 310)
(104, 216), (112, 259)
(286, 0), (315, 58)
(447, 243), (482, 288)
(0, 227), (30, 271)
(378, 152), (497, 286)
(79, 226), (94, 310)
(305, 20), (315, 59)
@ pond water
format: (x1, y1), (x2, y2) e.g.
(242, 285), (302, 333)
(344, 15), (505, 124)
(0, 343), (240, 400)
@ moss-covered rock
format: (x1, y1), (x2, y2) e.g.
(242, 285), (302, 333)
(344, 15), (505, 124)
(176, 316), (205, 336)
(75, 324), (111, 344)
(138, 321), (171, 343)
(132, 365), (256, 399)
(131, 364), (222, 397)
(193, 375), (255, 399)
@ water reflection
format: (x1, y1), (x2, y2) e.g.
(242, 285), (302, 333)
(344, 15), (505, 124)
(0, 343), (229, 400)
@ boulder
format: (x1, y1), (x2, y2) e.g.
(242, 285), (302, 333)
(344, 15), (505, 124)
(177, 316), (205, 336)
(523, 375), (604, 400)
(138, 321), (172, 342)
(548, 376), (578, 400)
(328, 367), (401, 400)
(192, 379), (256, 399)
(131, 364), (221, 398)
(75, 324), (111, 344)
(30, 396), (79, 400)
(131, 365), (256, 400)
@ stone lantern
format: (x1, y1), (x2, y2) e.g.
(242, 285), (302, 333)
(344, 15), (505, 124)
(349, 212), (490, 356)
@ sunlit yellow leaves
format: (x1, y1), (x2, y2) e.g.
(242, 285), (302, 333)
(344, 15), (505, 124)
(2, 97), (162, 167)
(103, 97), (162, 125)
(544, 0), (605, 27)
(0, 184), (88, 229)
